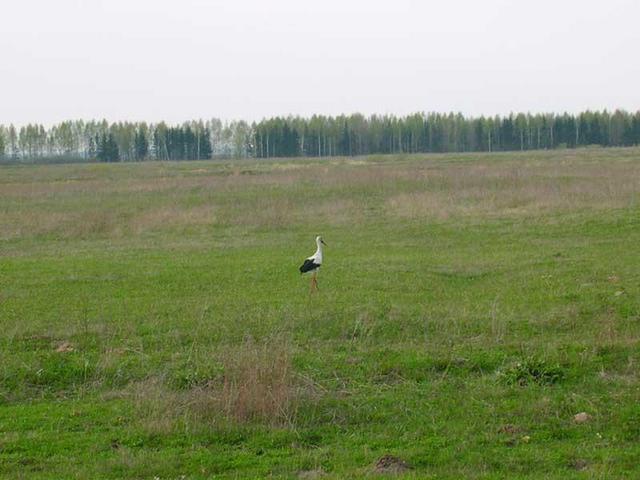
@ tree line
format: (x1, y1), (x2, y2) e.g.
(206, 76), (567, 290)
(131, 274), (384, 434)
(1, 110), (639, 163)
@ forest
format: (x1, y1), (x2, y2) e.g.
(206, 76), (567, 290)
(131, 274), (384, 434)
(1, 110), (640, 163)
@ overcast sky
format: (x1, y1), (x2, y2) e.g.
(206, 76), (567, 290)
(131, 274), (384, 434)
(2, 0), (639, 125)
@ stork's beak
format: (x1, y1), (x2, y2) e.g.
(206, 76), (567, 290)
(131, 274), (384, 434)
(321, 239), (327, 246)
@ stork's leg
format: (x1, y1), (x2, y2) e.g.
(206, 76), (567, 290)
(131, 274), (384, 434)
(309, 272), (319, 293)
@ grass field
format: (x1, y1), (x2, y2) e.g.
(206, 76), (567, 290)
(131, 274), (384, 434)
(1, 148), (640, 479)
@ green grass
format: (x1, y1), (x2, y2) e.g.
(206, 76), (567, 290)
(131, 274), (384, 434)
(1, 148), (640, 478)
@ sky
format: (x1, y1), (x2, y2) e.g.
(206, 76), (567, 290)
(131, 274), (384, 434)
(2, 0), (639, 126)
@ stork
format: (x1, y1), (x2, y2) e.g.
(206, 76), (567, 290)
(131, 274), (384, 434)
(299, 236), (327, 292)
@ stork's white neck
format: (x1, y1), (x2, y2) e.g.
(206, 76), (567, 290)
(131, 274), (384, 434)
(314, 238), (323, 260)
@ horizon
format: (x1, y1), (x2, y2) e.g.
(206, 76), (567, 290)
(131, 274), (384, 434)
(3, 107), (640, 130)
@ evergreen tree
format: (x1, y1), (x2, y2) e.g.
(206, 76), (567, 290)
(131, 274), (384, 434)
(199, 129), (213, 159)
(134, 128), (148, 161)
(96, 133), (120, 162)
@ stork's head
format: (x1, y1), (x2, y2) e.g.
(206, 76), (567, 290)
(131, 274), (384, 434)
(316, 235), (327, 246)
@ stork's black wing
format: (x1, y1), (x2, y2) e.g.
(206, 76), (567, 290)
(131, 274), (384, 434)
(299, 258), (320, 274)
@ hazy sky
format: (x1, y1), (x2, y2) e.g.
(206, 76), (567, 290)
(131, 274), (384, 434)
(2, 0), (639, 125)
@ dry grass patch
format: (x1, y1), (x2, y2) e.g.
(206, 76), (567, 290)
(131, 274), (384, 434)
(387, 191), (457, 220)
(219, 196), (297, 228)
(386, 161), (640, 219)
(165, 194), (361, 231)
(0, 208), (125, 239)
(217, 338), (298, 424)
(130, 204), (216, 234)
(126, 338), (303, 432)
(0, 210), (69, 240)
(304, 198), (365, 226)
(0, 203), (216, 240)
(4, 149), (640, 240)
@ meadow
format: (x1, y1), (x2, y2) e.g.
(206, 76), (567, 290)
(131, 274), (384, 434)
(1, 147), (639, 479)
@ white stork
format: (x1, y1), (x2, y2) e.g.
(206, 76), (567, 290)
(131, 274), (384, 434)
(299, 235), (327, 292)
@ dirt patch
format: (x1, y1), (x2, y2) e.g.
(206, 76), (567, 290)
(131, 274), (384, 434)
(570, 459), (589, 471)
(373, 455), (411, 474)
(297, 467), (326, 479)
(55, 341), (74, 353)
(574, 412), (591, 424)
(498, 424), (523, 435)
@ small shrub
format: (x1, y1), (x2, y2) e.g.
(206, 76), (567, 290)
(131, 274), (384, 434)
(498, 357), (564, 386)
